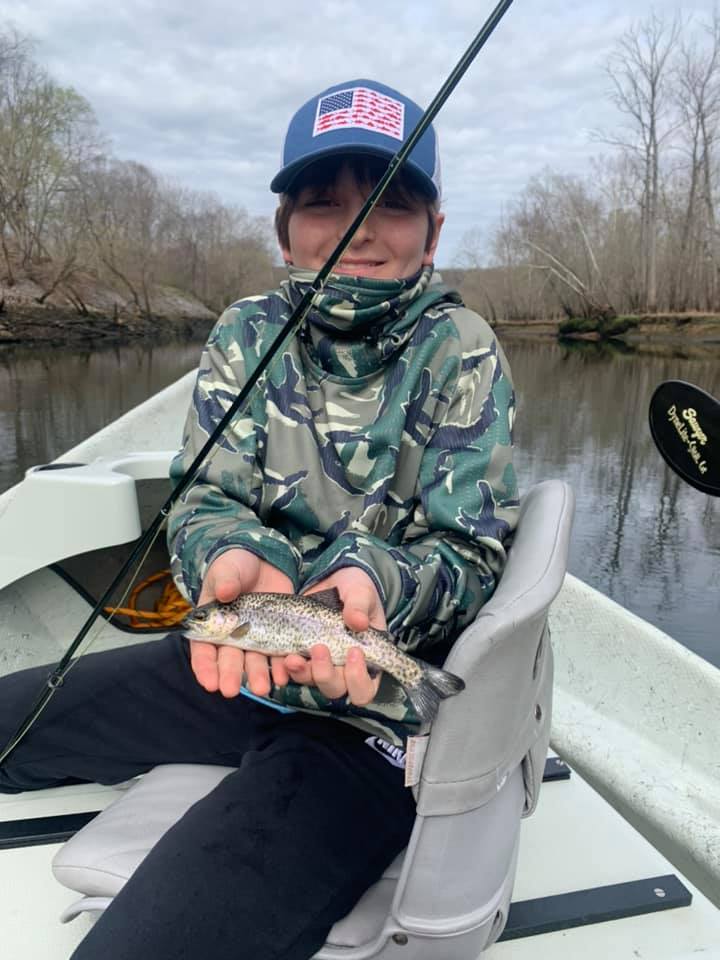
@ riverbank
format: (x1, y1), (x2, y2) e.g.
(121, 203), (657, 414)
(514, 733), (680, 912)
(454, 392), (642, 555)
(0, 275), (216, 346)
(494, 313), (720, 354)
(4, 268), (720, 350)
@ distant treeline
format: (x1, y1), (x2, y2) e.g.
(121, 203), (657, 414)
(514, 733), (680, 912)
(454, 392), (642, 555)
(4, 14), (719, 327)
(0, 27), (275, 319)
(458, 10), (720, 321)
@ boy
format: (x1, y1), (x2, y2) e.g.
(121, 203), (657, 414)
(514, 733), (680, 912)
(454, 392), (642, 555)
(0, 79), (517, 959)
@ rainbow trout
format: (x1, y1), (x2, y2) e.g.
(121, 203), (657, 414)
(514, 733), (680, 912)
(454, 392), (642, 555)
(181, 588), (465, 723)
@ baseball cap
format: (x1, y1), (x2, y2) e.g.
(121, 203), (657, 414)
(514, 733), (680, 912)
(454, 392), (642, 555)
(270, 78), (441, 200)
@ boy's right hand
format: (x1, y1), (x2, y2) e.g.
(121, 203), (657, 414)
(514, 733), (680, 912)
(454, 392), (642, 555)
(192, 548), (293, 698)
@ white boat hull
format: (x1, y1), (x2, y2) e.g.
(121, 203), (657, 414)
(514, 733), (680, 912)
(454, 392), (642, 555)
(1, 368), (719, 956)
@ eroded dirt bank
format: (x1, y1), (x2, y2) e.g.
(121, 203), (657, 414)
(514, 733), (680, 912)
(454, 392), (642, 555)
(0, 276), (217, 346)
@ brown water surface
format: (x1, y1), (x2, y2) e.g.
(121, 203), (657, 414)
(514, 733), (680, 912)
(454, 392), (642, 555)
(506, 337), (719, 667)
(1, 336), (718, 668)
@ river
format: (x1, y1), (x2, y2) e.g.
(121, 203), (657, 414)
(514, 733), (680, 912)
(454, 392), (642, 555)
(1, 336), (718, 668)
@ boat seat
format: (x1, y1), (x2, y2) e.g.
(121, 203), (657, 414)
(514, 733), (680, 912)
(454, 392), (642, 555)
(52, 479), (575, 958)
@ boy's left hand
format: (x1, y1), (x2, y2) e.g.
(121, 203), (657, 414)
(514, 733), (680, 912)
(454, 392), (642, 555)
(279, 568), (386, 705)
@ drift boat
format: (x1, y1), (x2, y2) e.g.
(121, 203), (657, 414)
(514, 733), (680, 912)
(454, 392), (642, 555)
(0, 370), (719, 958)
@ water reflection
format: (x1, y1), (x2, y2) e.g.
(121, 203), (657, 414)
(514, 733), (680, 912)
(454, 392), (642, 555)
(505, 338), (720, 667)
(0, 342), (204, 493)
(557, 336), (637, 358)
(1, 336), (718, 668)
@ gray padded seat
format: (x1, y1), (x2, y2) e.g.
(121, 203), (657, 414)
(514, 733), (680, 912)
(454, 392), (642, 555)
(53, 479), (575, 958)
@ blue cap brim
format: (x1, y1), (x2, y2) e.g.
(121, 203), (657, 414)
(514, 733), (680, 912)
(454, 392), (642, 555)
(270, 144), (438, 200)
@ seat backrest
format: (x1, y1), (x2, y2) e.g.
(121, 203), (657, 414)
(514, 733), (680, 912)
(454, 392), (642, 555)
(417, 478), (575, 817)
(366, 480), (575, 956)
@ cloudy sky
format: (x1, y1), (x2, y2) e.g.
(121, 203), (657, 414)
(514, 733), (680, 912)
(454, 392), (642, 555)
(3, 0), (713, 265)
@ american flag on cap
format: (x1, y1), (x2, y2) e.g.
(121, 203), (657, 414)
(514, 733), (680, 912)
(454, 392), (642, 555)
(313, 86), (405, 141)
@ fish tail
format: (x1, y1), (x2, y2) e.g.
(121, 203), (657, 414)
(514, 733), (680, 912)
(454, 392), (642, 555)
(405, 661), (465, 724)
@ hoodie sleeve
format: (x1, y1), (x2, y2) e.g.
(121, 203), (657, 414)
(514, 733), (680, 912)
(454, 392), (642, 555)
(301, 322), (519, 657)
(167, 305), (302, 602)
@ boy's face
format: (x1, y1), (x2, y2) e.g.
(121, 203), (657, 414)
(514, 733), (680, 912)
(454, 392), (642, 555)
(280, 162), (444, 280)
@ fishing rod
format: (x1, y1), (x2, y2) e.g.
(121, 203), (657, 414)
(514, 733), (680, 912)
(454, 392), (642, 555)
(0, 0), (515, 768)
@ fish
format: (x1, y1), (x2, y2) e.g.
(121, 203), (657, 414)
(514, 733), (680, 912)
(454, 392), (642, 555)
(181, 588), (465, 723)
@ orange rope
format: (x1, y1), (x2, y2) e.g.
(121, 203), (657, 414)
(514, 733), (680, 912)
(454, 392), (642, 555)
(105, 570), (191, 629)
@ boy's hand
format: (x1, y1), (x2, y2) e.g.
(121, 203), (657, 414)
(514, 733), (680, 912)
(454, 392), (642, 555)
(283, 568), (386, 706)
(193, 549), (293, 698)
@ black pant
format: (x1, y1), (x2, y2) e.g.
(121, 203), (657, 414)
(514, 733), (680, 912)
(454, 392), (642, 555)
(0, 635), (416, 959)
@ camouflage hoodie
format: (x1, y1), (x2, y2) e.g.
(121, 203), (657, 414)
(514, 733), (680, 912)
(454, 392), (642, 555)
(168, 265), (519, 745)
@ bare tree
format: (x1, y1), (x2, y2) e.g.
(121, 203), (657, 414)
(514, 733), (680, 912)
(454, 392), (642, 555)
(80, 159), (168, 319)
(674, 11), (720, 309)
(0, 27), (99, 287)
(458, 14), (720, 321)
(601, 11), (681, 312)
(156, 188), (276, 312)
(0, 25), (306, 325)
(79, 163), (276, 318)
(0, 27), (28, 283)
(486, 170), (619, 320)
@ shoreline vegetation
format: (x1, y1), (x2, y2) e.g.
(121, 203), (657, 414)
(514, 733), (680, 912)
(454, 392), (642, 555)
(0, 271), (217, 346)
(2, 13), (720, 355)
(492, 312), (720, 345)
(2, 265), (720, 353)
(0, 27), (278, 348)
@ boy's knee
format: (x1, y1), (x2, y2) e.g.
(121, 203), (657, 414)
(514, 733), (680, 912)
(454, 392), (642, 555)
(0, 779), (23, 794)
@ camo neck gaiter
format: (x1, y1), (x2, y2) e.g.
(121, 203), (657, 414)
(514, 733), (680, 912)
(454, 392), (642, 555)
(284, 265), (454, 378)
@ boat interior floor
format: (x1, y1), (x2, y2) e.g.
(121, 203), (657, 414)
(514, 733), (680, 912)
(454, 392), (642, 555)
(1, 525), (719, 956)
(0, 755), (718, 959)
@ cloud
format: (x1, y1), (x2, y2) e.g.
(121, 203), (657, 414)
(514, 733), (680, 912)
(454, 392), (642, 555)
(3, 0), (714, 265)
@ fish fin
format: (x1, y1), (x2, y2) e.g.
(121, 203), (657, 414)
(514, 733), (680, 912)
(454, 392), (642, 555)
(404, 660), (465, 724)
(366, 664), (381, 678)
(229, 622), (250, 640)
(404, 682), (442, 725)
(420, 662), (465, 699)
(308, 587), (344, 612)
